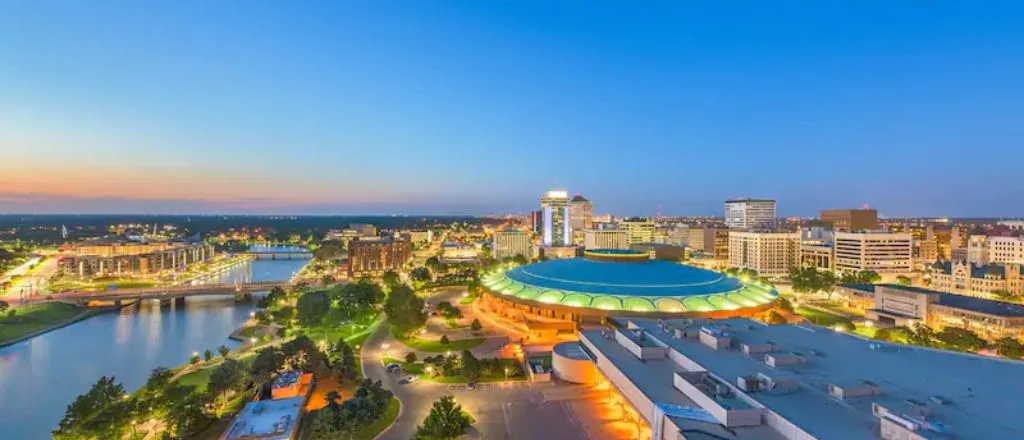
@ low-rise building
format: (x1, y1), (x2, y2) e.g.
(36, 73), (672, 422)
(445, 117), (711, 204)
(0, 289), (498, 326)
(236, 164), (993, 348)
(839, 283), (1024, 339)
(58, 237), (214, 277)
(575, 317), (1020, 440)
(728, 231), (799, 277)
(820, 208), (878, 231)
(834, 231), (913, 274)
(988, 236), (1024, 264)
(583, 229), (630, 250)
(440, 242), (478, 263)
(621, 217), (656, 245)
(928, 260), (1024, 299)
(798, 241), (834, 271)
(688, 226), (730, 264)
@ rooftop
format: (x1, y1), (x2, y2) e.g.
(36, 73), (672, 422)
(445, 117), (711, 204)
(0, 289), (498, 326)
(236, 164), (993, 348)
(222, 396), (304, 440)
(505, 258), (741, 297)
(621, 317), (1024, 440)
(843, 284), (1024, 318)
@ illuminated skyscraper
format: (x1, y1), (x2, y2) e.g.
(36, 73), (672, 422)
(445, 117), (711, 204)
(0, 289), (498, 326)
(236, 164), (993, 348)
(541, 190), (571, 247)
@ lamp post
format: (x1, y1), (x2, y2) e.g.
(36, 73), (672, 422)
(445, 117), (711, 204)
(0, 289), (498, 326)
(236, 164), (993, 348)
(504, 367), (509, 382)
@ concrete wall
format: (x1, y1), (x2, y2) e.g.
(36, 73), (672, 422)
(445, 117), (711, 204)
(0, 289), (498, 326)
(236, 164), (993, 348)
(615, 330), (669, 360)
(671, 373), (762, 428)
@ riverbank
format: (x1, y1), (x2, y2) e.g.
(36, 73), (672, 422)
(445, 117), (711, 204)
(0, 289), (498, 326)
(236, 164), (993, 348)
(0, 303), (108, 348)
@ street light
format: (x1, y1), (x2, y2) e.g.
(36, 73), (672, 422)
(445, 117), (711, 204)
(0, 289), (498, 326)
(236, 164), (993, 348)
(504, 367), (510, 382)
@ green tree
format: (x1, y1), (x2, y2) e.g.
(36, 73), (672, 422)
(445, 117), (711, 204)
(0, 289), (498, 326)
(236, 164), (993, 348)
(461, 350), (481, 382)
(425, 256), (442, 272)
(313, 240), (345, 261)
(0, 300), (8, 313)
(296, 290), (330, 326)
(764, 310), (786, 324)
(405, 352), (418, 364)
(991, 289), (1020, 302)
(218, 345), (231, 358)
(331, 338), (359, 382)
(203, 349), (214, 362)
(873, 328), (892, 341)
(895, 275), (912, 286)
(382, 271), (401, 289)
(53, 376), (128, 439)
(512, 254), (529, 266)
(384, 284), (426, 335)
(415, 395), (472, 440)
(165, 388), (214, 438)
(440, 335), (450, 345)
(470, 319), (482, 332)
(189, 353), (200, 365)
(411, 267), (432, 283)
(250, 347), (285, 384)
(935, 326), (988, 352)
(776, 297), (794, 314)
(994, 337), (1024, 359)
(208, 358), (248, 411)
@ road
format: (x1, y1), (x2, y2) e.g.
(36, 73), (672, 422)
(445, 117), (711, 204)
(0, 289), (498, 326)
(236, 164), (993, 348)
(1, 256), (57, 301)
(362, 321), (590, 440)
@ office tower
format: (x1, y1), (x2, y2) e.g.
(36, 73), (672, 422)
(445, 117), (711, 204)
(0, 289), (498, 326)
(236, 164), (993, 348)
(820, 209), (878, 231)
(728, 230), (800, 277)
(569, 194), (593, 245)
(347, 236), (412, 276)
(541, 190), (571, 247)
(834, 231), (913, 274)
(724, 198), (776, 229)
(621, 217), (655, 244)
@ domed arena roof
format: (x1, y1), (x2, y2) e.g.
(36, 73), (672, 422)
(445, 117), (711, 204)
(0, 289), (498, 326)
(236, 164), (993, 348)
(483, 258), (777, 313)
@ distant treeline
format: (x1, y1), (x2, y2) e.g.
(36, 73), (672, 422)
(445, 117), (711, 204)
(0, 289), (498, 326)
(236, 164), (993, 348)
(0, 214), (502, 244)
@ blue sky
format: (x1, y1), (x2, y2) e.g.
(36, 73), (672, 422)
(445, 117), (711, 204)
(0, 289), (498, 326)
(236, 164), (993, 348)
(1, 1), (1023, 217)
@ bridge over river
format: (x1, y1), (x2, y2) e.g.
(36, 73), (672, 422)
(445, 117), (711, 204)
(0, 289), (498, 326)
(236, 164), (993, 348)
(26, 281), (291, 306)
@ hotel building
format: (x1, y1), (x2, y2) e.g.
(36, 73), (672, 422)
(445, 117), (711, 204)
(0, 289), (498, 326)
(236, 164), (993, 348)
(493, 227), (533, 260)
(347, 236), (412, 277)
(541, 190), (572, 247)
(564, 316), (1018, 440)
(727, 231), (799, 277)
(724, 199), (776, 229)
(833, 231), (913, 274)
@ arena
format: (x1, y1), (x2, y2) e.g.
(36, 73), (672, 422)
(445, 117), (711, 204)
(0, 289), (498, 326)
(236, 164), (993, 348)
(481, 249), (777, 322)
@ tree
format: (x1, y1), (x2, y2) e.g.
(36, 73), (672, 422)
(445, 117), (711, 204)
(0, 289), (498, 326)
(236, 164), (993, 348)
(384, 284), (426, 335)
(895, 275), (912, 286)
(440, 335), (450, 345)
(203, 349), (214, 362)
(382, 271), (401, 289)
(470, 319), (482, 332)
(251, 347), (285, 384)
(0, 300), (8, 313)
(415, 395), (472, 440)
(461, 350), (480, 382)
(906, 324), (936, 347)
(218, 345), (231, 358)
(425, 256), (442, 272)
(405, 352), (418, 364)
(935, 326), (987, 352)
(208, 358), (248, 411)
(991, 289), (1020, 302)
(281, 335), (328, 373)
(994, 337), (1024, 359)
(296, 290), (330, 326)
(321, 274), (336, 286)
(512, 254), (529, 266)
(331, 338), (358, 382)
(873, 328), (892, 341)
(165, 388), (214, 438)
(411, 267), (432, 283)
(437, 302), (462, 320)
(776, 297), (794, 314)
(54, 376), (127, 439)
(313, 240), (345, 261)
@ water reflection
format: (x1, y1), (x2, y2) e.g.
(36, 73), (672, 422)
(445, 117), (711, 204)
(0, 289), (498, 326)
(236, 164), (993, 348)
(0, 255), (307, 440)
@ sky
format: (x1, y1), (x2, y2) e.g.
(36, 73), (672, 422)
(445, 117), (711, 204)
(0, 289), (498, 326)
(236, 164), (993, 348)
(1, 1), (1023, 217)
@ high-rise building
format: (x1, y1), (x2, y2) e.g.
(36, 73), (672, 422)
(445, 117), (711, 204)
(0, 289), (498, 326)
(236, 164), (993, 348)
(724, 198), (776, 229)
(348, 236), (412, 276)
(833, 231), (913, 274)
(583, 229), (630, 250)
(540, 190), (571, 247)
(493, 227), (533, 260)
(687, 226), (730, 261)
(530, 210), (543, 234)
(620, 217), (655, 244)
(728, 230), (800, 277)
(820, 209), (878, 231)
(568, 194), (593, 233)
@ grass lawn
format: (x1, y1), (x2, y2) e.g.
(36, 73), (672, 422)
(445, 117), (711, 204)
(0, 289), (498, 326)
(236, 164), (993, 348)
(176, 355), (256, 392)
(458, 296), (476, 305)
(0, 302), (84, 341)
(390, 325), (485, 352)
(48, 279), (158, 292)
(382, 357), (525, 384)
(795, 306), (855, 328)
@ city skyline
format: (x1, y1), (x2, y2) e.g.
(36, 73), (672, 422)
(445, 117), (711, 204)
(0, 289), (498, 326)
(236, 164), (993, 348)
(3, 2), (1024, 216)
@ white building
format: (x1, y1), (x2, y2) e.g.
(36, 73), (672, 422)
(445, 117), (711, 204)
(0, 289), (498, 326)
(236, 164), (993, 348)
(833, 231), (913, 274)
(724, 198), (776, 229)
(493, 227), (532, 260)
(621, 217), (655, 245)
(988, 236), (1024, 264)
(583, 229), (630, 250)
(727, 231), (799, 277)
(966, 235), (989, 265)
(997, 220), (1024, 231)
(540, 190), (571, 247)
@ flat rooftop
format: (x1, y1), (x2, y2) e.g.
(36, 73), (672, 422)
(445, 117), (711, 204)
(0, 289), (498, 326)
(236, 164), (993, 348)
(845, 284), (1024, 318)
(222, 396), (304, 440)
(581, 329), (785, 440)
(626, 317), (1024, 440)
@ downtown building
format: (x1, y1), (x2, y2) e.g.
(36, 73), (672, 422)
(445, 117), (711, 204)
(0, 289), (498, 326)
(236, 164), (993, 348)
(724, 198), (776, 229)
(621, 217), (656, 245)
(727, 231), (800, 277)
(569, 194), (593, 245)
(541, 190), (572, 247)
(59, 237), (214, 277)
(347, 236), (412, 277)
(833, 231), (913, 274)
(583, 228), (630, 250)
(929, 260), (1024, 299)
(820, 208), (878, 232)
(493, 227), (533, 260)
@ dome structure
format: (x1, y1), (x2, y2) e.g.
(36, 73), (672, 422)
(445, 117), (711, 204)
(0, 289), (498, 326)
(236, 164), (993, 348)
(483, 257), (777, 314)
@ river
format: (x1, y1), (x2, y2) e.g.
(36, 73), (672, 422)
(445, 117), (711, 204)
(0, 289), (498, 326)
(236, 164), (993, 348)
(0, 249), (308, 440)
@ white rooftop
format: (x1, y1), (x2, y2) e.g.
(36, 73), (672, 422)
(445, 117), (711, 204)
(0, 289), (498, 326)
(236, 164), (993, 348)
(221, 396), (304, 440)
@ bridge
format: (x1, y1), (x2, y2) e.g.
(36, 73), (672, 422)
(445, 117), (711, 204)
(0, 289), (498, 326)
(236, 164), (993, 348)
(26, 281), (291, 306)
(237, 250), (313, 260)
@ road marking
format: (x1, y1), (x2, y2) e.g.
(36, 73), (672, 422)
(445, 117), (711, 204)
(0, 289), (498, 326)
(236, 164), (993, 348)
(502, 402), (514, 440)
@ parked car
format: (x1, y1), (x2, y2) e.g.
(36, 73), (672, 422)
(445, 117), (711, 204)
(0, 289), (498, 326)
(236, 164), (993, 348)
(398, 376), (418, 384)
(385, 363), (402, 373)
